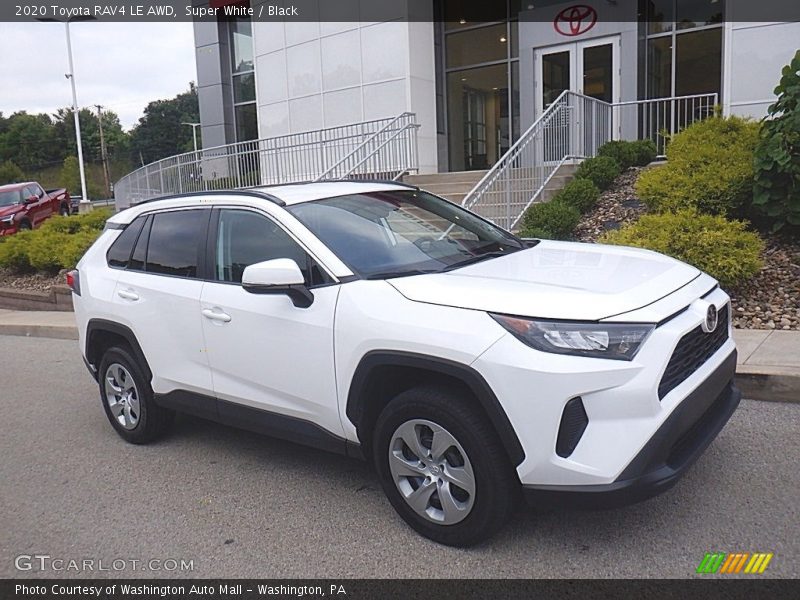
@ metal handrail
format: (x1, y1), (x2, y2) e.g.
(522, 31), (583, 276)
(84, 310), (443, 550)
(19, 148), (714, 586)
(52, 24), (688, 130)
(315, 112), (416, 180)
(461, 91), (719, 230)
(113, 113), (420, 209)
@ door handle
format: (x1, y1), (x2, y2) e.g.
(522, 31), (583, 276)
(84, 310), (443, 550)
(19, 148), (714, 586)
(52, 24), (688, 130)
(202, 308), (232, 323)
(117, 289), (139, 301)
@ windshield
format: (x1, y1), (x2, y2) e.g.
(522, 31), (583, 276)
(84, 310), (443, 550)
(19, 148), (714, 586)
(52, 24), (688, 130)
(0, 189), (22, 207)
(287, 190), (524, 278)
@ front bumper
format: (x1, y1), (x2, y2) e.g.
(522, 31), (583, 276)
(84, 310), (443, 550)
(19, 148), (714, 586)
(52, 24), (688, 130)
(522, 350), (740, 508)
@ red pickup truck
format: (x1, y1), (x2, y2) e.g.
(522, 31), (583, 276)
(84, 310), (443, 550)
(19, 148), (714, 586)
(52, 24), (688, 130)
(0, 182), (71, 236)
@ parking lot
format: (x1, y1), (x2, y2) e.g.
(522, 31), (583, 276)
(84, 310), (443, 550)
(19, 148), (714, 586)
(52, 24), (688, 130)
(1, 334), (798, 579)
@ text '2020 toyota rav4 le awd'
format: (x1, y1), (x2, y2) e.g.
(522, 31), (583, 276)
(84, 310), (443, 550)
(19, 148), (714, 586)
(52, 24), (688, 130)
(71, 182), (740, 546)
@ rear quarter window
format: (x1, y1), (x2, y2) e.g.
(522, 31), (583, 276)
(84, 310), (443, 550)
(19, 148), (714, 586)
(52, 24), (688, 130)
(106, 216), (146, 269)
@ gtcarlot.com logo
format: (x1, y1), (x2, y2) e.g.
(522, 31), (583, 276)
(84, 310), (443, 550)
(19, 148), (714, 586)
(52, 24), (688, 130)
(14, 554), (194, 572)
(696, 552), (774, 574)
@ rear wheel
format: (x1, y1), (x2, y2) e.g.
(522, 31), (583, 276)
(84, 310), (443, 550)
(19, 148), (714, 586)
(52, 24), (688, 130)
(98, 346), (173, 444)
(373, 386), (519, 546)
(60, 205), (70, 217)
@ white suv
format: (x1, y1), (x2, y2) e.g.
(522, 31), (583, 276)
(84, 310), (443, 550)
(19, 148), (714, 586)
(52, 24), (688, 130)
(71, 182), (740, 546)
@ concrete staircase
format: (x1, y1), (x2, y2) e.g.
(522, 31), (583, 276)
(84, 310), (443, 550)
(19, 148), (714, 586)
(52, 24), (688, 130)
(402, 170), (489, 205)
(404, 162), (581, 231)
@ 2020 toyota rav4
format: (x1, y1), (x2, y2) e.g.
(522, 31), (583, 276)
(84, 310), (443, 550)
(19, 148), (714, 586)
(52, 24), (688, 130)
(71, 181), (741, 546)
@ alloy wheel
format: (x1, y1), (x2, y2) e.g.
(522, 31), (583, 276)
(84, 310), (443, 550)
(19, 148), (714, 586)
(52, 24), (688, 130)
(388, 419), (476, 525)
(104, 363), (140, 430)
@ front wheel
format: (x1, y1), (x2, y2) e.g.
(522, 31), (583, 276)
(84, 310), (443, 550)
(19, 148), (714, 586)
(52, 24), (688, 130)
(373, 386), (519, 546)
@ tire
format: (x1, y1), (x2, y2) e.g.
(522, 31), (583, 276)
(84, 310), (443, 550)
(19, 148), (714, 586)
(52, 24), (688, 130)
(373, 385), (519, 546)
(60, 206), (70, 217)
(97, 345), (174, 444)
(18, 220), (31, 231)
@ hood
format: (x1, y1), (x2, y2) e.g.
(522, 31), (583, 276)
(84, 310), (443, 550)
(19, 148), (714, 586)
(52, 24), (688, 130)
(0, 205), (21, 219)
(387, 240), (702, 321)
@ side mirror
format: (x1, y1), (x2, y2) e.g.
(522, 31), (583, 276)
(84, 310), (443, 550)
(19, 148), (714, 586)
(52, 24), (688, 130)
(24, 195), (37, 205)
(241, 258), (314, 308)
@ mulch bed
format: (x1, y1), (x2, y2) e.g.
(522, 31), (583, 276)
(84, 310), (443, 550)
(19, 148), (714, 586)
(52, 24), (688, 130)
(574, 167), (800, 331)
(0, 269), (64, 293)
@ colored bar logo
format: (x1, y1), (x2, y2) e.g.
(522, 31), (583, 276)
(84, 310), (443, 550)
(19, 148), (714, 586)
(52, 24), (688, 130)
(696, 552), (774, 574)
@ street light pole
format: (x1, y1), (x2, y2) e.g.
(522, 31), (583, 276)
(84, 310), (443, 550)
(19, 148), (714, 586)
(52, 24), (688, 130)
(64, 21), (91, 213)
(182, 122), (201, 153)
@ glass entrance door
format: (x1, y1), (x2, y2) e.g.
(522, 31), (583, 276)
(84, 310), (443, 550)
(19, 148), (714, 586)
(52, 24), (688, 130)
(534, 36), (620, 115)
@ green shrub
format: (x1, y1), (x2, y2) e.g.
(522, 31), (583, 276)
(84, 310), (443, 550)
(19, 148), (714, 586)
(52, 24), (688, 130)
(520, 199), (581, 240)
(630, 139), (658, 166)
(575, 156), (621, 191)
(555, 178), (600, 213)
(752, 50), (800, 231)
(600, 209), (764, 288)
(0, 209), (109, 274)
(0, 232), (34, 272)
(598, 141), (637, 170)
(636, 116), (760, 216)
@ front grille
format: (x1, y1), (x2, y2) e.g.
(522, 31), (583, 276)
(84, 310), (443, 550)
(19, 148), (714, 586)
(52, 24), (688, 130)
(658, 304), (729, 400)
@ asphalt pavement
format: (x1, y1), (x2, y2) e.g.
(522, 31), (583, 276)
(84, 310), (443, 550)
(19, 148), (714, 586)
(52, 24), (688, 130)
(1, 335), (798, 579)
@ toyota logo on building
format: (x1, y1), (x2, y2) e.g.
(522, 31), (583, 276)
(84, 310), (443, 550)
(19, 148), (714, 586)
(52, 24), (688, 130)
(554, 5), (598, 36)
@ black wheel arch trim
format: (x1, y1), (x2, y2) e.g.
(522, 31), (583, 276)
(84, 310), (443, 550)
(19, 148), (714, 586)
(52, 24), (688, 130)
(346, 350), (525, 466)
(85, 319), (152, 383)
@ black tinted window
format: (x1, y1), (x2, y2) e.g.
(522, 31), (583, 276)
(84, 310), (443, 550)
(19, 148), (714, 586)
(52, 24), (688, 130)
(145, 210), (207, 278)
(215, 209), (329, 285)
(106, 216), (146, 268)
(129, 216), (151, 271)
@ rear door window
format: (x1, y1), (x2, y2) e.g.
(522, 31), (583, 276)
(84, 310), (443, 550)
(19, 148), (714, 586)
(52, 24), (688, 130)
(145, 210), (209, 278)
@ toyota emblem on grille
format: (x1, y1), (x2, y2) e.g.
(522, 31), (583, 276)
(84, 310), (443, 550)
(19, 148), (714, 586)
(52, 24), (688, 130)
(703, 304), (718, 333)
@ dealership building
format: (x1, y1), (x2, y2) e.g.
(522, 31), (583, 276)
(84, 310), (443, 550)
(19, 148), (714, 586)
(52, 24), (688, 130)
(191, 0), (799, 177)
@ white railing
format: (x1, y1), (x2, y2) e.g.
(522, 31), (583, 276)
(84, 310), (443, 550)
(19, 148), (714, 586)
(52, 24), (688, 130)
(614, 93), (718, 156)
(463, 91), (613, 231)
(113, 113), (420, 209)
(462, 92), (718, 231)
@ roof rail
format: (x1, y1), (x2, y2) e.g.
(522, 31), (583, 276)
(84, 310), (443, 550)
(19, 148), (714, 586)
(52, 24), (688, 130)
(131, 189), (286, 207)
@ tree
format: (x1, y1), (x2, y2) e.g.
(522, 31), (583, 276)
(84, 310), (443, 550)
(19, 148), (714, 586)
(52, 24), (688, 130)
(59, 156), (81, 195)
(0, 160), (24, 185)
(0, 111), (61, 171)
(128, 83), (199, 165)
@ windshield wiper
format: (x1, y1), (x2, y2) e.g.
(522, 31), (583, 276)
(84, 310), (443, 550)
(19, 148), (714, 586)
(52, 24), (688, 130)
(364, 268), (442, 280)
(444, 250), (516, 271)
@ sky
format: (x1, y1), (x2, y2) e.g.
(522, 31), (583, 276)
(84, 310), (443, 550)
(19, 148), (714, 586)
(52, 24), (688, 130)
(0, 22), (197, 130)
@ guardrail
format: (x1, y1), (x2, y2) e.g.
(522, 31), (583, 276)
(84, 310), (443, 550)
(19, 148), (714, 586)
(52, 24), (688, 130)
(462, 92), (718, 230)
(113, 113), (420, 209)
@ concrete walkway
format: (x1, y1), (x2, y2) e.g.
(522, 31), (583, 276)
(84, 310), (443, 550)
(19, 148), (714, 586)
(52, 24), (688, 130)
(0, 309), (797, 402)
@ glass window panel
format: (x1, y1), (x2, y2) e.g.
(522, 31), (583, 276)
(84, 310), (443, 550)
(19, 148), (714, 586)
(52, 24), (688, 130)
(643, 0), (674, 34)
(146, 210), (207, 278)
(647, 36), (673, 98)
(447, 64), (509, 171)
(511, 61), (520, 143)
(675, 28), (722, 96)
(106, 216), (146, 269)
(583, 44), (613, 103)
(676, 0), (724, 30)
(215, 209), (321, 285)
(509, 21), (518, 59)
(233, 73), (255, 103)
(230, 18), (254, 73)
(235, 104), (258, 142)
(542, 51), (570, 108)
(446, 24), (508, 68)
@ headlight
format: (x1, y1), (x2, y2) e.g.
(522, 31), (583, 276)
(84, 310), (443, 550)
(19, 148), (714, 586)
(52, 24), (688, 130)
(490, 314), (654, 361)
(0, 214), (14, 224)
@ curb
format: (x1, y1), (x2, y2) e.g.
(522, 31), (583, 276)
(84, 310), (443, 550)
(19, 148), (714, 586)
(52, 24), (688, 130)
(0, 323), (797, 403)
(0, 324), (78, 340)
